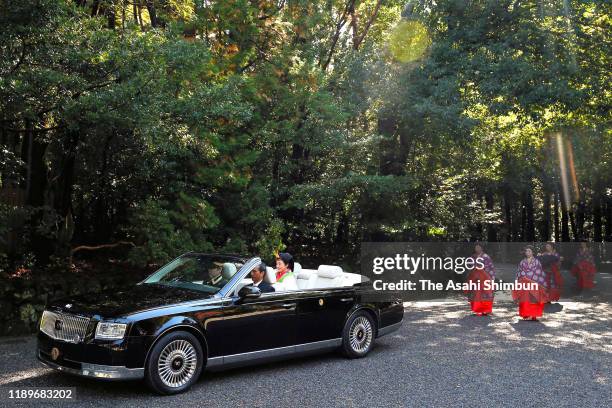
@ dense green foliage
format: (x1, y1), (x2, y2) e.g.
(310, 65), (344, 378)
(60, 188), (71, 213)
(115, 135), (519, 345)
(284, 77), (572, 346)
(0, 1), (610, 333)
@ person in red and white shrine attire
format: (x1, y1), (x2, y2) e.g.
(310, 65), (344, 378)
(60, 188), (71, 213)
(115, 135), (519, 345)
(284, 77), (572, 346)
(465, 243), (496, 316)
(571, 242), (596, 290)
(513, 246), (548, 320)
(537, 242), (563, 302)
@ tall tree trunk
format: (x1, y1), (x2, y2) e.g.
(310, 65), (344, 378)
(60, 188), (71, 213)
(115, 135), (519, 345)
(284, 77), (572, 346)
(512, 204), (521, 241)
(121, 1), (126, 30)
(133, 3), (139, 26)
(475, 194), (484, 240)
(605, 196), (612, 242)
(336, 211), (349, 245)
(541, 190), (551, 241)
(350, 2), (358, 47)
(554, 190), (560, 242)
(53, 129), (78, 218)
(569, 211), (578, 241)
(92, 133), (114, 243)
(520, 201), (526, 240)
(290, 144), (304, 184)
(107, 6), (116, 29)
(270, 142), (281, 209)
(92, 196), (110, 244)
(561, 197), (571, 242)
(19, 123), (32, 192)
(593, 193), (603, 242)
(575, 200), (586, 240)
(503, 189), (512, 241)
(377, 115), (398, 175)
(91, 0), (100, 17)
(397, 131), (408, 175)
(137, 6), (144, 30)
(27, 140), (48, 206)
(24, 123), (53, 264)
(485, 190), (497, 241)
(25, 127), (47, 208)
(146, 1), (158, 27)
(524, 188), (535, 241)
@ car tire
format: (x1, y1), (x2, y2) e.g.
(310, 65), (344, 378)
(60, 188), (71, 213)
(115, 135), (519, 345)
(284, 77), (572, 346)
(341, 311), (375, 358)
(145, 330), (204, 395)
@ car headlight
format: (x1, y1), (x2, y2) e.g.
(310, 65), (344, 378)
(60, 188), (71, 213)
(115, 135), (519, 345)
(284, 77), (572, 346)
(39, 310), (51, 330)
(95, 322), (127, 340)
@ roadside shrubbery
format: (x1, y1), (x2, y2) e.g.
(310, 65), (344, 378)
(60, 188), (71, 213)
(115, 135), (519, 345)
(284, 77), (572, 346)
(0, 253), (152, 336)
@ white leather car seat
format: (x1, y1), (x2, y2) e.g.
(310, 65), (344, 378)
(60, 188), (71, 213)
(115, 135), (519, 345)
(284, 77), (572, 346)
(341, 272), (364, 287)
(221, 263), (237, 280)
(264, 266), (277, 284)
(312, 265), (344, 288)
(296, 270), (317, 290)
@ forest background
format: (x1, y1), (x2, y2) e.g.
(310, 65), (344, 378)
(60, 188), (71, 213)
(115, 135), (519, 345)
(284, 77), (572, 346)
(0, 0), (609, 334)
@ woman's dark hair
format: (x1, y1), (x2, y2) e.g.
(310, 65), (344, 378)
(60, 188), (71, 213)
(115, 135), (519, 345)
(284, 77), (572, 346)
(523, 245), (534, 255)
(255, 262), (267, 273)
(277, 252), (294, 271)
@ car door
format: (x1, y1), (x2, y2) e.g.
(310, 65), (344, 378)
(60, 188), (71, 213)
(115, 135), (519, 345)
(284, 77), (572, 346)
(214, 291), (297, 358)
(294, 287), (355, 345)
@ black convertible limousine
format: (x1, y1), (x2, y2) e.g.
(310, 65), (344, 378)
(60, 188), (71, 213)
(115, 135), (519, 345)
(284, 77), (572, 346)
(37, 253), (404, 394)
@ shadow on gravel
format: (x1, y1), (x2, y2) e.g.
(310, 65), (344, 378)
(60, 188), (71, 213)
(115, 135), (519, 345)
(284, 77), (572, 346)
(544, 303), (564, 313)
(510, 319), (547, 337)
(456, 314), (493, 330)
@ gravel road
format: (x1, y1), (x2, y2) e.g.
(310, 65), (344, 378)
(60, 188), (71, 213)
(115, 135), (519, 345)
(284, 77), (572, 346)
(1, 274), (610, 408)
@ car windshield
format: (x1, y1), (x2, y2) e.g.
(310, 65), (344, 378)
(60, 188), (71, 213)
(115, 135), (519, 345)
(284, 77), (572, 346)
(142, 254), (243, 294)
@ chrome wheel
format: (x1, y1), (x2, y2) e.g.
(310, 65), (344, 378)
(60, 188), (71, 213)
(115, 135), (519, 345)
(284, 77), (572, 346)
(349, 316), (373, 353)
(157, 339), (198, 388)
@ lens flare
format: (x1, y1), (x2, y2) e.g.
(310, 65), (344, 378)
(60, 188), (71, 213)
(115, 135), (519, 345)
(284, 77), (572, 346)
(554, 132), (579, 210)
(565, 138), (580, 202)
(388, 20), (431, 63)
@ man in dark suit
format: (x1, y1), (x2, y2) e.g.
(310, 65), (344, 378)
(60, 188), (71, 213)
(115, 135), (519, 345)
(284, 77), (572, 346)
(248, 262), (275, 293)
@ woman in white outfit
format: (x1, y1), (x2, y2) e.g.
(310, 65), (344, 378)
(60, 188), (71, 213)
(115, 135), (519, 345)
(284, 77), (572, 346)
(274, 252), (298, 291)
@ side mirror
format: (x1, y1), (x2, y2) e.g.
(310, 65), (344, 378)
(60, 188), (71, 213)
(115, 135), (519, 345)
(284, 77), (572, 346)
(238, 285), (261, 299)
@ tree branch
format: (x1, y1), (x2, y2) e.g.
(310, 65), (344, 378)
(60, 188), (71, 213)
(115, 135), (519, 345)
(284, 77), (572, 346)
(320, 0), (357, 70)
(71, 241), (136, 255)
(8, 40), (28, 75)
(353, 0), (383, 50)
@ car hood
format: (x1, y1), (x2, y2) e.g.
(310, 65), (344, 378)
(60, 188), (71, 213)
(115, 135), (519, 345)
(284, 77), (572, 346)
(47, 284), (212, 318)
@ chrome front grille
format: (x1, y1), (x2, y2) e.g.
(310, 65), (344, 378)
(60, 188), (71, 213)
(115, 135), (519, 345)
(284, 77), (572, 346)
(40, 310), (90, 343)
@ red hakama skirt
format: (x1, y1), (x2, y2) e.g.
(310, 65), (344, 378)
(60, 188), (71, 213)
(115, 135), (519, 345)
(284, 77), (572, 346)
(518, 302), (544, 319)
(547, 263), (563, 302)
(470, 301), (493, 315)
(512, 277), (548, 319)
(570, 260), (596, 289)
(464, 268), (494, 315)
